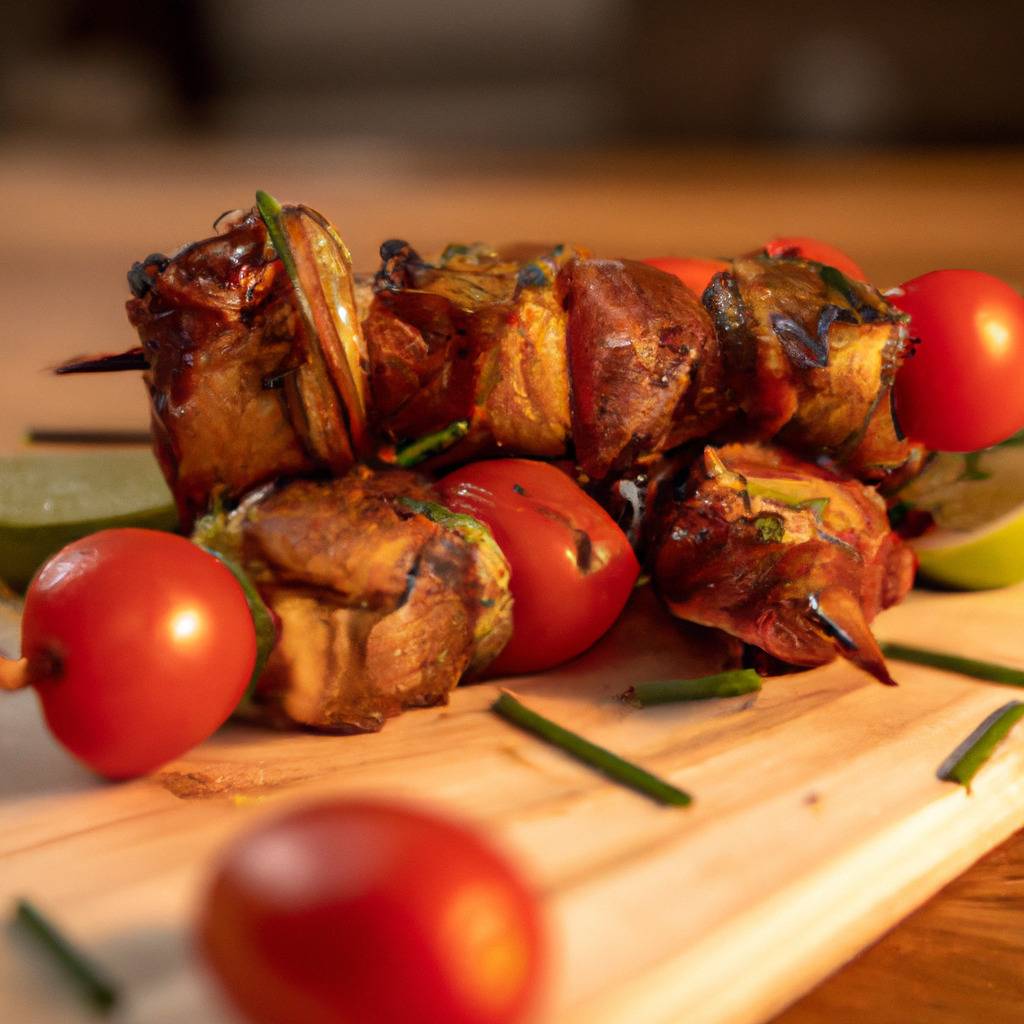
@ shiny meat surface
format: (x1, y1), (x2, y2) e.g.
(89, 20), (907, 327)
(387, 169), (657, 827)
(559, 258), (730, 479)
(364, 246), (729, 479)
(705, 256), (921, 482)
(652, 444), (915, 682)
(363, 242), (575, 463)
(125, 210), (358, 527)
(194, 466), (512, 732)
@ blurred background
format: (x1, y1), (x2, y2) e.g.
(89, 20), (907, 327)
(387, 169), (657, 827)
(4, 0), (1023, 146)
(1, 0), (1022, 447)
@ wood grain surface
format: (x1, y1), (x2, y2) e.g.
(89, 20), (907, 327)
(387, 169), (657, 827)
(1, 143), (1023, 1022)
(2, 587), (1024, 1023)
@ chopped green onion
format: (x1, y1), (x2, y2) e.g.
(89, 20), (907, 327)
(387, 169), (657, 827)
(255, 190), (297, 281)
(957, 451), (991, 482)
(881, 643), (1024, 688)
(394, 421), (470, 467)
(491, 692), (692, 806)
(197, 547), (276, 699)
(754, 515), (784, 543)
(398, 497), (491, 544)
(938, 701), (1024, 788)
(624, 669), (762, 707)
(11, 899), (120, 1015)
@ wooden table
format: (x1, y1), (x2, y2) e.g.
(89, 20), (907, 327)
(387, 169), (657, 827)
(2, 142), (1022, 1022)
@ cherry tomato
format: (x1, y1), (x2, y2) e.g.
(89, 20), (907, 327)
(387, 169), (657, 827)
(641, 256), (729, 297)
(763, 236), (867, 281)
(889, 270), (1024, 451)
(19, 528), (256, 779)
(437, 459), (639, 675)
(199, 799), (545, 1024)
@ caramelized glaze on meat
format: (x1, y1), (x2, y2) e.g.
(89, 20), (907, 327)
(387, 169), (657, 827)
(194, 466), (512, 732)
(125, 210), (360, 527)
(365, 246), (729, 479)
(559, 258), (731, 479)
(652, 443), (915, 683)
(705, 256), (922, 482)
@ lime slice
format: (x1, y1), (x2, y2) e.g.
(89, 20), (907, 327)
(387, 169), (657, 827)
(899, 442), (1024, 590)
(0, 450), (178, 590)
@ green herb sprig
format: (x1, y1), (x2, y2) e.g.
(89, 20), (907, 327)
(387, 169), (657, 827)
(881, 643), (1024, 688)
(198, 546), (276, 698)
(11, 899), (120, 1015)
(938, 701), (1024, 788)
(394, 420), (470, 467)
(624, 669), (762, 707)
(491, 692), (692, 806)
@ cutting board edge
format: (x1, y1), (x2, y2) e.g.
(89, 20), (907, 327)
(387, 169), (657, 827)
(562, 744), (1024, 1024)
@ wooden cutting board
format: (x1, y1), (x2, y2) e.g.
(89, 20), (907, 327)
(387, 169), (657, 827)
(2, 584), (1024, 1024)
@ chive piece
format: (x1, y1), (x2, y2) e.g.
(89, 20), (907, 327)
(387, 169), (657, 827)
(881, 643), (1024, 688)
(398, 497), (491, 543)
(255, 190), (295, 275)
(958, 451), (991, 482)
(394, 420), (470, 467)
(11, 899), (120, 1015)
(938, 701), (1024, 787)
(624, 669), (762, 708)
(198, 547), (276, 698)
(491, 692), (692, 806)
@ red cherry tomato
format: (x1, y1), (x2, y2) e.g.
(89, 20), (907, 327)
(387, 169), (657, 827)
(763, 236), (867, 282)
(199, 799), (546, 1024)
(437, 459), (639, 675)
(19, 529), (255, 779)
(889, 270), (1024, 451)
(641, 256), (729, 297)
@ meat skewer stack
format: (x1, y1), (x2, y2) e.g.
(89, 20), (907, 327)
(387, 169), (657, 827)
(59, 194), (921, 732)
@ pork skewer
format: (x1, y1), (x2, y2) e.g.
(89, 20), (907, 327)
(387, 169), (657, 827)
(62, 195), (920, 520)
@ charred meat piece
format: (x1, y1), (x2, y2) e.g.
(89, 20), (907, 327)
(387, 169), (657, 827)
(704, 256), (922, 482)
(651, 443), (915, 683)
(559, 258), (731, 479)
(195, 466), (512, 732)
(126, 212), (319, 526)
(364, 241), (575, 463)
(105, 204), (365, 527)
(365, 246), (730, 479)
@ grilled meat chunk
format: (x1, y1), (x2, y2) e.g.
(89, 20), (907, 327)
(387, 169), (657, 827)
(364, 242), (576, 463)
(365, 245), (729, 479)
(559, 258), (731, 479)
(121, 207), (364, 527)
(194, 466), (512, 732)
(652, 443), (915, 683)
(705, 256), (921, 482)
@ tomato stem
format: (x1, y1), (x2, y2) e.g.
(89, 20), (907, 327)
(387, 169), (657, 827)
(0, 656), (29, 691)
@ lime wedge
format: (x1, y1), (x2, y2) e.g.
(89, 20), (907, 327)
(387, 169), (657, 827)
(0, 450), (178, 590)
(899, 442), (1024, 590)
